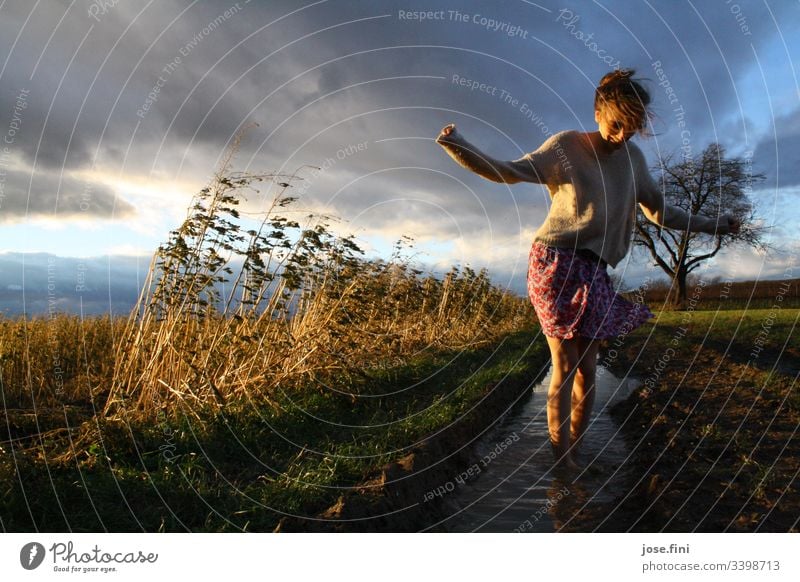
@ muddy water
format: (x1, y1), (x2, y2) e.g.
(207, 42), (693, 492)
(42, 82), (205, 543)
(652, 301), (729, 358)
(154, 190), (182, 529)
(427, 365), (639, 532)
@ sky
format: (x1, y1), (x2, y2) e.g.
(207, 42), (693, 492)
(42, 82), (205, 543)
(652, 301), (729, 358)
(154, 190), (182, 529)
(0, 0), (798, 314)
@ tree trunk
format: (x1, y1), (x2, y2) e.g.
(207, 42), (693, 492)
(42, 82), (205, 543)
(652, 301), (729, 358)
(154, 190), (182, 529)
(671, 266), (688, 308)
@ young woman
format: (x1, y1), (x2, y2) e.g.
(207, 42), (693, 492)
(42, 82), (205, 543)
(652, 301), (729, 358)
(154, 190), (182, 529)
(436, 69), (739, 470)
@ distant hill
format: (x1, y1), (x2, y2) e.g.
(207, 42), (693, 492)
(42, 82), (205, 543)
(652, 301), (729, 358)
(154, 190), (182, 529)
(0, 253), (150, 317)
(0, 252), (250, 317)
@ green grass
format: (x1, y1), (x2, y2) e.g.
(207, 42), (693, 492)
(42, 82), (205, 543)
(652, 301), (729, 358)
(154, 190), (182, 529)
(645, 307), (798, 368)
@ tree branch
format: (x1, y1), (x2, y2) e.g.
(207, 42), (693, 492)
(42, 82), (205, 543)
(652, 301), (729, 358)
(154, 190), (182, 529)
(685, 235), (723, 268)
(636, 224), (676, 276)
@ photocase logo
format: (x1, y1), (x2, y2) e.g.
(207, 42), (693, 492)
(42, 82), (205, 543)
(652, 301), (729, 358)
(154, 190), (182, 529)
(20, 542), (46, 570)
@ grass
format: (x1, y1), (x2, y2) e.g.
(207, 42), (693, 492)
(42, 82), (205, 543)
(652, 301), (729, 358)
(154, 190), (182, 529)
(100, 157), (533, 420)
(638, 307), (799, 377)
(1, 329), (548, 532)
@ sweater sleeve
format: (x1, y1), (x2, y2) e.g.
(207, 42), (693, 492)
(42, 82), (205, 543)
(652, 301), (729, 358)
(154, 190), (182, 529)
(436, 128), (562, 185)
(634, 150), (719, 234)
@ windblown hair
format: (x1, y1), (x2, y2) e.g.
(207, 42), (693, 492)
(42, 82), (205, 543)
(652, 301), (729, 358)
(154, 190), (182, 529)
(594, 69), (653, 137)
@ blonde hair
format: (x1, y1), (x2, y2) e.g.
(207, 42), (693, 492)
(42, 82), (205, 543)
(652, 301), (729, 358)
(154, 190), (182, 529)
(594, 69), (653, 137)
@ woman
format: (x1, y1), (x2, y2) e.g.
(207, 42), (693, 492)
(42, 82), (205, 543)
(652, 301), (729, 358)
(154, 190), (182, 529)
(436, 69), (739, 470)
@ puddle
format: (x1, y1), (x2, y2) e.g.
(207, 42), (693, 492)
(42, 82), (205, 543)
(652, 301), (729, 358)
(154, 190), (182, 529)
(427, 365), (639, 532)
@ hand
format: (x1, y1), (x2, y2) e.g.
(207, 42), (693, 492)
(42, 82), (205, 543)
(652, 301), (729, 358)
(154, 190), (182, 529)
(436, 123), (458, 144)
(718, 214), (741, 235)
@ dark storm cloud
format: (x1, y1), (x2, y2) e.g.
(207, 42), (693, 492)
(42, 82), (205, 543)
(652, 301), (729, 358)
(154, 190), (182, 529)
(0, 167), (134, 221)
(0, 0), (261, 174)
(751, 107), (800, 188)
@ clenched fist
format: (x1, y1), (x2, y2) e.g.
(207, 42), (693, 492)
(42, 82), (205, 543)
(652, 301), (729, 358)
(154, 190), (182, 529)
(717, 215), (741, 235)
(436, 123), (458, 144)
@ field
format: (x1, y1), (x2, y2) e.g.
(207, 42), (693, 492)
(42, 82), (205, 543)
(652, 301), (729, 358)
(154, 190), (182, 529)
(4, 305), (795, 532)
(566, 307), (799, 532)
(0, 321), (547, 532)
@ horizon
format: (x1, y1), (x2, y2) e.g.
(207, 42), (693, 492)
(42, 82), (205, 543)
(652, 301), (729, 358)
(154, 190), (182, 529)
(0, 248), (796, 318)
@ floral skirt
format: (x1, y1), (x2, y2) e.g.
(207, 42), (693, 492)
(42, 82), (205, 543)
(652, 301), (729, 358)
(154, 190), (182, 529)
(527, 241), (654, 339)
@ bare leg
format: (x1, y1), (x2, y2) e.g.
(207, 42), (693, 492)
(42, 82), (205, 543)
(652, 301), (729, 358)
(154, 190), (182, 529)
(544, 336), (580, 469)
(570, 336), (600, 456)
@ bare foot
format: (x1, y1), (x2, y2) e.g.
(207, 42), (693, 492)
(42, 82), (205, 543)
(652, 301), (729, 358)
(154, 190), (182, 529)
(551, 443), (581, 472)
(557, 458), (581, 474)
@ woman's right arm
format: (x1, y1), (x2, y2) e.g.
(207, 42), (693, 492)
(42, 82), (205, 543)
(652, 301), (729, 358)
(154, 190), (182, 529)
(633, 146), (740, 235)
(436, 124), (552, 184)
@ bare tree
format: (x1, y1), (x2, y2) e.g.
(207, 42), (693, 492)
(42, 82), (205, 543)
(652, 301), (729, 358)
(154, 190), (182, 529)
(634, 142), (770, 306)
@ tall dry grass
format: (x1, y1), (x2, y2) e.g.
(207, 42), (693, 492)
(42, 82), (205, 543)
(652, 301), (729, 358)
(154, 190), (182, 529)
(102, 151), (530, 422)
(0, 314), (121, 409)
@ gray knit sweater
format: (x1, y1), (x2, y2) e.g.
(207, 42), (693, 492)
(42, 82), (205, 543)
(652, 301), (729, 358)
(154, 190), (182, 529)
(437, 128), (723, 268)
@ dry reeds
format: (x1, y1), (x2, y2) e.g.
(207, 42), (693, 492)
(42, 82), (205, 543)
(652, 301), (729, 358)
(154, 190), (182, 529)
(0, 313), (120, 409)
(101, 155), (529, 421)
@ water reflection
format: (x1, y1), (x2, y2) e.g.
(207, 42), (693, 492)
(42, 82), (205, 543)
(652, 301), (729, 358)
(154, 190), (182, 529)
(428, 365), (638, 532)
